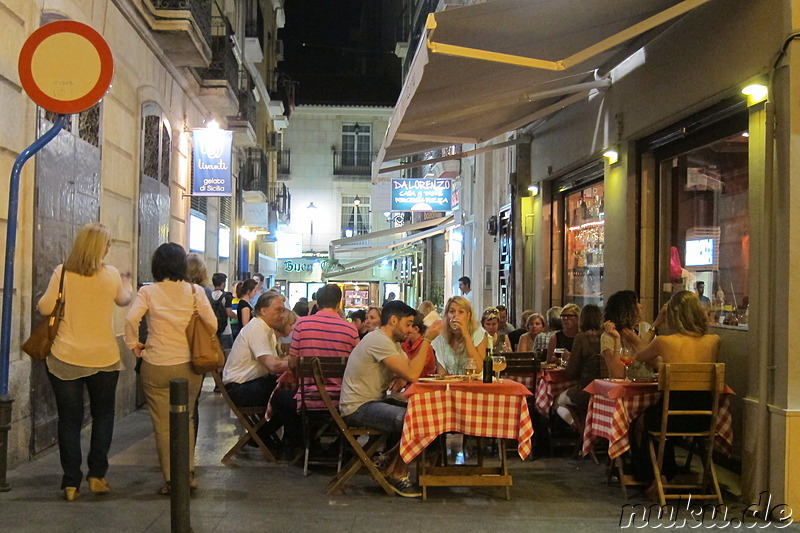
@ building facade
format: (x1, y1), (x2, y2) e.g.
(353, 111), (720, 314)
(1, 0), (288, 466)
(380, 0), (799, 512)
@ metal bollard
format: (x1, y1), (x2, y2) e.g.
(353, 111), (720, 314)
(0, 396), (13, 491)
(169, 378), (191, 533)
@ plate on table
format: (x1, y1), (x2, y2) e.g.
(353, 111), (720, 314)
(630, 376), (658, 383)
(541, 364), (559, 370)
(418, 375), (472, 383)
(603, 378), (627, 382)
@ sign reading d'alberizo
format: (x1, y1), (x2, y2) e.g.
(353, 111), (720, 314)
(192, 128), (233, 196)
(391, 178), (452, 212)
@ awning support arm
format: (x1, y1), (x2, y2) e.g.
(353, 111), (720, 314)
(378, 136), (530, 174)
(425, 0), (714, 70)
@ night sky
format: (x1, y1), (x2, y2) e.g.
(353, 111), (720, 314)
(279, 0), (402, 106)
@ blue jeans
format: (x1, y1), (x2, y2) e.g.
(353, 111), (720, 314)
(47, 369), (119, 489)
(343, 399), (406, 435)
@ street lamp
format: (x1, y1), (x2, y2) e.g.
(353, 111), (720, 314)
(352, 196), (361, 236)
(307, 201), (317, 250)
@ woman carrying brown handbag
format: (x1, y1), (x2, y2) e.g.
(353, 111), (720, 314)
(38, 223), (133, 501)
(124, 243), (216, 495)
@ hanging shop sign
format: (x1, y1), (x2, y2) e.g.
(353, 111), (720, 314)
(391, 178), (451, 212)
(192, 128), (233, 196)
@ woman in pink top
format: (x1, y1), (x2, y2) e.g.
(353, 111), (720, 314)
(38, 223), (132, 501)
(124, 243), (216, 495)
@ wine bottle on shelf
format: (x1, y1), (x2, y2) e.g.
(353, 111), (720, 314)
(580, 192), (590, 220)
(483, 333), (494, 383)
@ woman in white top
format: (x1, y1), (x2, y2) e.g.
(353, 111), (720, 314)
(38, 223), (132, 501)
(124, 243), (216, 495)
(431, 296), (487, 375)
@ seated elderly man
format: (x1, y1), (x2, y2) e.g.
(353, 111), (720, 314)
(222, 291), (290, 412)
(339, 300), (443, 498)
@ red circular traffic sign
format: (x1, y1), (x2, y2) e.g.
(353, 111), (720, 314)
(18, 20), (114, 114)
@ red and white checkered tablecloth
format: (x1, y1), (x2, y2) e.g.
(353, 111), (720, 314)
(581, 380), (734, 459)
(534, 369), (578, 414)
(400, 380), (533, 463)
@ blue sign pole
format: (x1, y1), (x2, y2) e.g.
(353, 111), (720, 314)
(0, 115), (68, 490)
(0, 114), (67, 396)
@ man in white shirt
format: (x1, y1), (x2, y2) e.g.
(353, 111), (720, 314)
(458, 276), (473, 303)
(222, 291), (290, 408)
(339, 301), (443, 497)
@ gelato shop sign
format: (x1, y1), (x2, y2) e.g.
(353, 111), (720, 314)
(391, 178), (451, 212)
(192, 128), (233, 196)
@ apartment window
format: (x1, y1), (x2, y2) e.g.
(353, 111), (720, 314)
(342, 123), (371, 167)
(341, 195), (370, 237)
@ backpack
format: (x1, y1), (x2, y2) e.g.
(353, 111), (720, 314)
(211, 291), (230, 337)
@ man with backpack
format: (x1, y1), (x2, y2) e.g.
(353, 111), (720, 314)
(211, 273), (235, 349)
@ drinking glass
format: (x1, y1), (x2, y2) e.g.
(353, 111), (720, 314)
(492, 355), (507, 382)
(620, 346), (635, 379)
(464, 358), (478, 380)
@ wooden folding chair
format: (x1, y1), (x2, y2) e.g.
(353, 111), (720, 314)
(648, 362), (725, 506)
(211, 371), (278, 463)
(310, 358), (395, 496)
(295, 355), (347, 476)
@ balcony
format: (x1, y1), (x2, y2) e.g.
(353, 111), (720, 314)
(277, 149), (290, 176)
(194, 17), (239, 117)
(227, 73), (257, 147)
(240, 147), (269, 202)
(332, 150), (376, 179)
(268, 182), (291, 225)
(243, 0), (265, 64)
(143, 0), (212, 67)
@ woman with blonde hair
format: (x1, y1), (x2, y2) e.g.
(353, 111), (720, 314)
(38, 223), (132, 501)
(481, 307), (512, 352)
(547, 302), (581, 363)
(431, 296), (487, 375)
(516, 312), (546, 353)
(124, 243), (216, 495)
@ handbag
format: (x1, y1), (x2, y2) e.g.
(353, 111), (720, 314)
(22, 266), (67, 360)
(185, 282), (224, 374)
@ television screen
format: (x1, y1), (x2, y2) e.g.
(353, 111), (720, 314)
(685, 238), (715, 267)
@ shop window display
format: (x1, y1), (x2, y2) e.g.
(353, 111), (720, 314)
(564, 183), (605, 307)
(660, 130), (749, 329)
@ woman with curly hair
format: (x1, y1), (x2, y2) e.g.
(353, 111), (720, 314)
(600, 290), (649, 378)
(431, 296), (487, 375)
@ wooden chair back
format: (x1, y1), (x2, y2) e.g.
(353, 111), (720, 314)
(211, 370), (277, 463)
(310, 358), (394, 496)
(648, 362), (726, 506)
(295, 355), (347, 411)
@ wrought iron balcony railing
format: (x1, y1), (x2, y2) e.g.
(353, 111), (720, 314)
(150, 0), (212, 45)
(195, 17), (238, 89)
(277, 149), (290, 175)
(240, 147), (268, 194)
(332, 150), (376, 177)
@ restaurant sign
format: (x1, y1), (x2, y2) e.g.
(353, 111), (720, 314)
(391, 178), (451, 212)
(280, 258), (330, 276)
(191, 128), (233, 196)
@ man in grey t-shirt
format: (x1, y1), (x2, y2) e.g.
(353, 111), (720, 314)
(339, 300), (442, 498)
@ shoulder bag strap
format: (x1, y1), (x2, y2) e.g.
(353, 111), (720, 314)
(55, 265), (67, 317)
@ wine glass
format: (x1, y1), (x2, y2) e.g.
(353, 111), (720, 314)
(464, 358), (478, 381)
(620, 346), (635, 379)
(492, 355), (507, 382)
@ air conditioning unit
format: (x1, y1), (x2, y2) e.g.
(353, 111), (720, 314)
(275, 39), (284, 61)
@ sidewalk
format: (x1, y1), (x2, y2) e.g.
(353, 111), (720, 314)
(0, 380), (787, 532)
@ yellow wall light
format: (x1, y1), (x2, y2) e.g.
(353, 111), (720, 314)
(742, 83), (768, 106)
(603, 149), (619, 165)
(527, 184), (540, 196)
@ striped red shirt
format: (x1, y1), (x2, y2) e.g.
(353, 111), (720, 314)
(288, 309), (359, 410)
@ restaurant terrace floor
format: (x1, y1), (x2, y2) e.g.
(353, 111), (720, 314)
(1, 378), (790, 533)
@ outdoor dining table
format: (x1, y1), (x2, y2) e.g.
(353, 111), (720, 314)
(400, 378), (533, 500)
(581, 378), (734, 460)
(534, 367), (578, 414)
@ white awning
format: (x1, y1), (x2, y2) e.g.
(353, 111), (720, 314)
(326, 215), (459, 278)
(376, 0), (715, 175)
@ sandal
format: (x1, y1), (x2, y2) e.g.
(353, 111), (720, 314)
(158, 481), (171, 496)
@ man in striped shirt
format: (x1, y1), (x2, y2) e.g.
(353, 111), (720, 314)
(270, 283), (359, 454)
